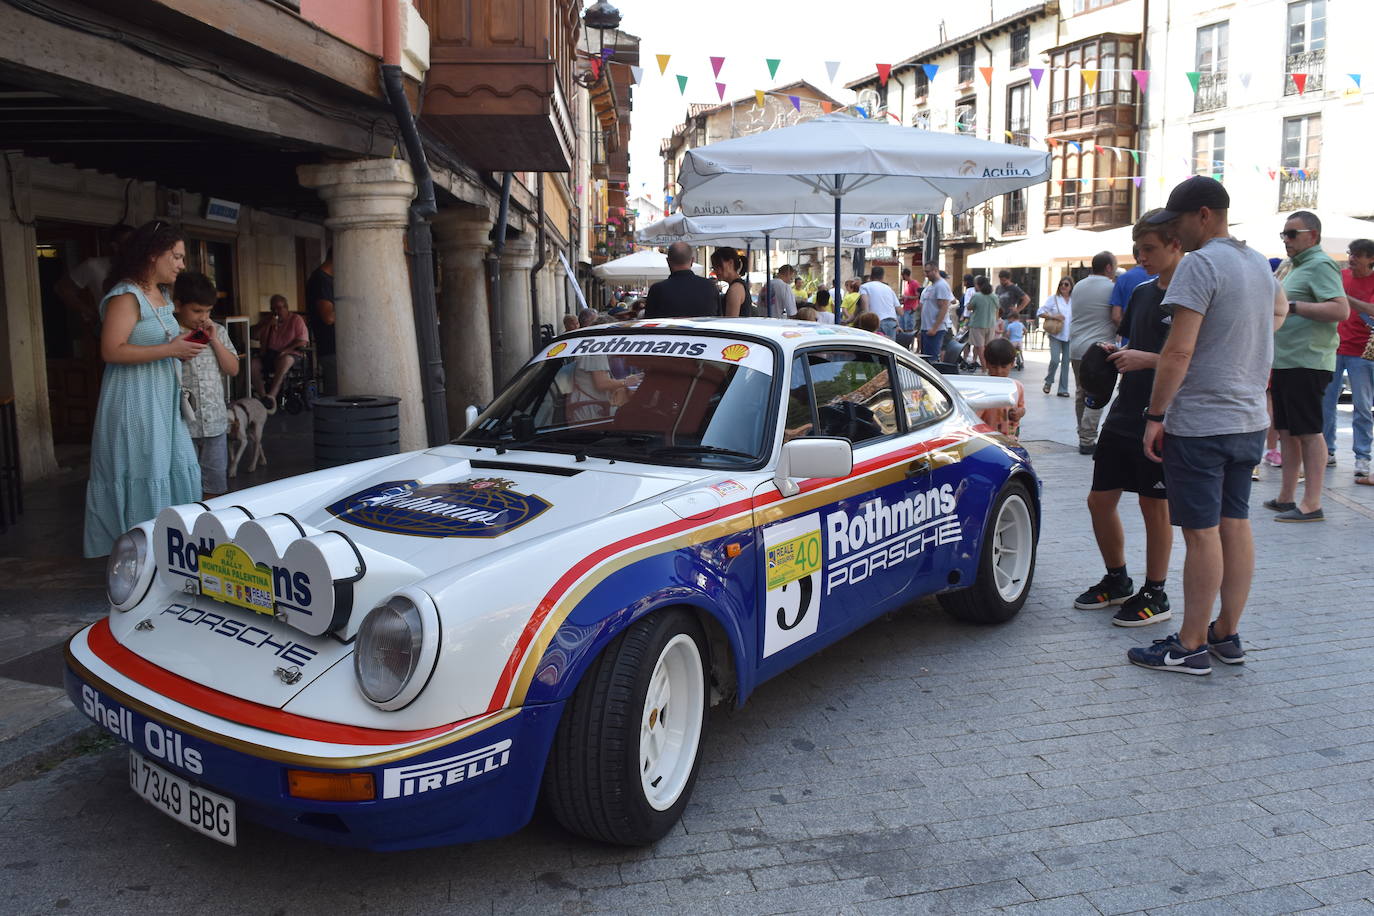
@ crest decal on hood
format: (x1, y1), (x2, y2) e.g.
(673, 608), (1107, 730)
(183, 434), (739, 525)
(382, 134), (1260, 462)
(326, 479), (552, 539)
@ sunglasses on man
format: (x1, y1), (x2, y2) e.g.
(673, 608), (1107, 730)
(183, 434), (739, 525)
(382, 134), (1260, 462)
(1279, 228), (1315, 240)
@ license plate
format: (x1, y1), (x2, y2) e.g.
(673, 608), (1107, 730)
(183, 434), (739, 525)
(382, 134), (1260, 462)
(128, 751), (237, 846)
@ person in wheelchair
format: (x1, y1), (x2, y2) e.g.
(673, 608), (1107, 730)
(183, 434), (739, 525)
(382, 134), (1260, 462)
(252, 295), (309, 408)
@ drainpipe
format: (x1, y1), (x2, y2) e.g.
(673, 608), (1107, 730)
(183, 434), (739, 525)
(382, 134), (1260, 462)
(381, 0), (446, 445)
(979, 38), (995, 142)
(487, 172), (514, 380)
(530, 174), (547, 353)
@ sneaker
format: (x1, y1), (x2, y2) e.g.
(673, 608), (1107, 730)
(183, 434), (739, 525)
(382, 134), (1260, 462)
(1043, 382), (1052, 394)
(1074, 574), (1134, 609)
(1262, 498), (1296, 512)
(1275, 507), (1324, 522)
(1355, 458), (1370, 479)
(1113, 587), (1172, 627)
(1327, 452), (1338, 467)
(1263, 449), (1282, 467)
(1127, 633), (1211, 675)
(1206, 622), (1246, 665)
(1057, 391), (1071, 398)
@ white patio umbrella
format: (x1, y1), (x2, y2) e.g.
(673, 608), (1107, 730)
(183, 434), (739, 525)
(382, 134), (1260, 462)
(590, 249), (704, 284)
(967, 228), (1102, 270)
(675, 113), (1050, 310)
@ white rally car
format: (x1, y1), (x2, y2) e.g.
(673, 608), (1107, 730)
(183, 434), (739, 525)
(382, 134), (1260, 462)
(67, 319), (1038, 850)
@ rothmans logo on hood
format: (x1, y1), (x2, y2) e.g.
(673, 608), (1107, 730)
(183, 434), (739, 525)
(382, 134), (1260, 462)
(326, 478), (552, 539)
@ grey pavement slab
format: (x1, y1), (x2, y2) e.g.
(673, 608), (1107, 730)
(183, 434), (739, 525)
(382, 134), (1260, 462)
(1, 345), (1373, 912)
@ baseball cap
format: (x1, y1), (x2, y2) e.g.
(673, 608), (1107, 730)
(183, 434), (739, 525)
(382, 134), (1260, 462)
(1078, 343), (1119, 410)
(1145, 175), (1230, 223)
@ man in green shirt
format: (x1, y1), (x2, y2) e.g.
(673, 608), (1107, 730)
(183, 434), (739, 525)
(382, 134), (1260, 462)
(1269, 211), (1350, 522)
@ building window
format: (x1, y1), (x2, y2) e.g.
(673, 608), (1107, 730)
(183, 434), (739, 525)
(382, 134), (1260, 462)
(1049, 37), (1137, 116)
(1194, 22), (1228, 112)
(876, 82), (889, 113)
(957, 48), (975, 86)
(1072, 0), (1128, 11)
(956, 96), (977, 135)
(1280, 114), (1320, 209)
(1193, 129), (1226, 180)
(1006, 82), (1031, 145)
(913, 67), (929, 100)
(1002, 188), (1027, 235)
(1010, 28), (1030, 69)
(912, 109), (931, 130)
(1285, 0), (1326, 95)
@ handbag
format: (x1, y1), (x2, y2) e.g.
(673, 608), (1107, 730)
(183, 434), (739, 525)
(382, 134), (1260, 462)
(1041, 313), (1065, 336)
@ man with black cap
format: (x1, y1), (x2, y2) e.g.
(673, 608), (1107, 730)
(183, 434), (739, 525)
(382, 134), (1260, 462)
(1128, 176), (1288, 675)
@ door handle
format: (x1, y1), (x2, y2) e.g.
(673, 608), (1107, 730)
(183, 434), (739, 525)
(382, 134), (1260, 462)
(905, 458), (931, 479)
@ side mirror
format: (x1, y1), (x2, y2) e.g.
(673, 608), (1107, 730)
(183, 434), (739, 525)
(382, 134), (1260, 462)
(774, 437), (853, 497)
(464, 405), (480, 430)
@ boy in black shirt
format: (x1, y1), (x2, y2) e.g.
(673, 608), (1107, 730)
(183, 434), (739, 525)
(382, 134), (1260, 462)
(1073, 211), (1181, 627)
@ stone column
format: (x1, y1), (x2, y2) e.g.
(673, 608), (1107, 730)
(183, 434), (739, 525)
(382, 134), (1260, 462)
(297, 160), (426, 452)
(432, 207), (494, 431)
(496, 234), (536, 387)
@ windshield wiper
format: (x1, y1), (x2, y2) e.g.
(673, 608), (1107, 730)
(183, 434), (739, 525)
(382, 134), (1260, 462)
(647, 444), (757, 461)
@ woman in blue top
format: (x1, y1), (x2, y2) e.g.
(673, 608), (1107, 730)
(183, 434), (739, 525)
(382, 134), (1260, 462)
(83, 221), (206, 557)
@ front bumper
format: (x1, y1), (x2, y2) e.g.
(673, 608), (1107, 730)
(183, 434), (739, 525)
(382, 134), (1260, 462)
(65, 622), (562, 850)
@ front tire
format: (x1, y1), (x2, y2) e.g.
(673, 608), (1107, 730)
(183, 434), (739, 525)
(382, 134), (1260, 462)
(542, 610), (708, 845)
(938, 480), (1037, 624)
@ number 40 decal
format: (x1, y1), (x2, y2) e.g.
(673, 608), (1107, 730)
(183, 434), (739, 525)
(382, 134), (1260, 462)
(761, 513), (822, 657)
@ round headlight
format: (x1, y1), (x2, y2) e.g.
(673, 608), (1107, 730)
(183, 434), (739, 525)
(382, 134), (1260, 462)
(355, 596), (425, 705)
(107, 529), (149, 608)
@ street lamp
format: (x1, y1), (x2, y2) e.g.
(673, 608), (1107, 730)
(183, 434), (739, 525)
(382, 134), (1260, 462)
(574, 0), (622, 87)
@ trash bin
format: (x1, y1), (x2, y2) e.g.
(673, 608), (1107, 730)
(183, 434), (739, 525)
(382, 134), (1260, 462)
(314, 396), (401, 468)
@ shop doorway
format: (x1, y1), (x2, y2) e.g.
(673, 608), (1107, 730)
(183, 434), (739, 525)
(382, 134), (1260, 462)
(37, 221), (107, 446)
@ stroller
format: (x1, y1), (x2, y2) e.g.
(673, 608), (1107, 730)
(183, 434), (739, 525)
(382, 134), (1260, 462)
(946, 327), (980, 373)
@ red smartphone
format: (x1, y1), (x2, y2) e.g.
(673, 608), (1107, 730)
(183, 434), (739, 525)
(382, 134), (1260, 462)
(186, 328), (211, 345)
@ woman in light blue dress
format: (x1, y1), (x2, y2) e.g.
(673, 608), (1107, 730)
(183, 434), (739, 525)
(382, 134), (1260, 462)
(83, 221), (207, 557)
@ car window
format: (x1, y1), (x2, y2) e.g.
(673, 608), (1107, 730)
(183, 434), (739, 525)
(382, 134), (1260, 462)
(803, 350), (900, 444)
(895, 360), (954, 430)
(784, 356), (817, 441)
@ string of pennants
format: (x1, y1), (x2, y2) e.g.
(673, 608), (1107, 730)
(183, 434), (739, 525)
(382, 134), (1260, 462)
(617, 52), (1364, 100)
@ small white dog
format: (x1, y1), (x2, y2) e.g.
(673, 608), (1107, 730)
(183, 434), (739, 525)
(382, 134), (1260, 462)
(227, 397), (276, 477)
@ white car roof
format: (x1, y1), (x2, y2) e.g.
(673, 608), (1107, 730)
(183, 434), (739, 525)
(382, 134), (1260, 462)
(567, 318), (912, 357)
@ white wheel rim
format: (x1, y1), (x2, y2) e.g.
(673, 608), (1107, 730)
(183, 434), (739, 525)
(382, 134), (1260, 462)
(639, 633), (705, 811)
(990, 494), (1034, 602)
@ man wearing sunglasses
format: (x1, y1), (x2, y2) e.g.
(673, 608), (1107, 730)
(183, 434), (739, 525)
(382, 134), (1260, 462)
(1268, 212), (1350, 522)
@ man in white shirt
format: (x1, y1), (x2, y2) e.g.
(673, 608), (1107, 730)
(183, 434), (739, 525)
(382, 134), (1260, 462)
(858, 266), (901, 338)
(766, 264), (799, 319)
(919, 262), (955, 359)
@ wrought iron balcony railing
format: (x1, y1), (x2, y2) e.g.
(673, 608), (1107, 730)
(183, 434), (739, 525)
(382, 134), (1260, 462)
(1278, 174), (1319, 210)
(1194, 71), (1227, 113)
(1285, 49), (1325, 96)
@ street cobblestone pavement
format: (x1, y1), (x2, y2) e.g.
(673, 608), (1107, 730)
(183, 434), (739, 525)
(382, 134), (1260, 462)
(4, 349), (1373, 915)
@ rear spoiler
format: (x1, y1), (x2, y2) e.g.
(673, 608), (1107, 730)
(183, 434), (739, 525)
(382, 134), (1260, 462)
(946, 375), (1019, 411)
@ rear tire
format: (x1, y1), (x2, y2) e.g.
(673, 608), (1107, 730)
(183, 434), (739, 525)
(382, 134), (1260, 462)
(542, 609), (708, 845)
(938, 480), (1036, 624)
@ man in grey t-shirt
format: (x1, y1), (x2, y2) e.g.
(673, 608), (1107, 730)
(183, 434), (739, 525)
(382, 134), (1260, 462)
(1068, 251), (1118, 453)
(1127, 177), (1288, 677)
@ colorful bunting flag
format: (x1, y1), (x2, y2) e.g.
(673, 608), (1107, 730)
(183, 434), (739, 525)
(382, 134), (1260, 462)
(855, 105), (868, 119)
(755, 89), (766, 108)
(1185, 71), (1200, 93)
(1239, 72), (1251, 89)
(821, 100), (834, 113)
(590, 58), (602, 80)
(789, 95), (802, 112)
(1128, 150), (1139, 165)
(1293, 72), (1308, 94)
(676, 74), (688, 94)
(656, 54), (671, 75)
(1005, 130), (1014, 140)
(1132, 177), (1143, 188)
(1351, 73), (1363, 89)
(1046, 137), (1059, 148)
(710, 56), (725, 78)
(825, 61), (840, 83)
(876, 63), (892, 87)
(1268, 169), (1276, 180)
(979, 66), (994, 87)
(716, 81), (727, 100)
(1068, 141), (1082, 153)
(630, 65), (643, 84)
(1082, 69), (1099, 91)
(1029, 67), (1045, 88)
(1094, 145), (1105, 154)
(1132, 69), (1149, 92)
(922, 64), (938, 81)
(767, 58), (781, 80)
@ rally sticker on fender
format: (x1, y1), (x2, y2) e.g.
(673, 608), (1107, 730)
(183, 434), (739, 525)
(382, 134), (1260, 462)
(765, 527), (822, 591)
(198, 543), (274, 615)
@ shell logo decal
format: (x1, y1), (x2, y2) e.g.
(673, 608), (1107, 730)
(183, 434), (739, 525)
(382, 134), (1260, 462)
(546, 342), (567, 358)
(721, 343), (750, 362)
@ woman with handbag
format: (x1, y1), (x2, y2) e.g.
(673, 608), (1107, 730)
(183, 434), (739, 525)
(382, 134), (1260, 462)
(1040, 276), (1074, 397)
(82, 220), (205, 557)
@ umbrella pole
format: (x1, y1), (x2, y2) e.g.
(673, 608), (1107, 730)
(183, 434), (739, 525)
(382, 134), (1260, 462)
(765, 234), (772, 318)
(744, 241), (752, 317)
(833, 188), (842, 324)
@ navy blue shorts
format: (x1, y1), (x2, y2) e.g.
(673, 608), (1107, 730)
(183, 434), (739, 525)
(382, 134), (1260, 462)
(1161, 430), (1266, 529)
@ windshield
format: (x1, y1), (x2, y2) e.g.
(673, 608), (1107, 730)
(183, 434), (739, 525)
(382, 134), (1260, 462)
(457, 333), (777, 467)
